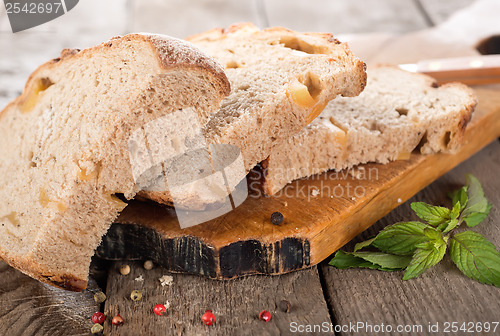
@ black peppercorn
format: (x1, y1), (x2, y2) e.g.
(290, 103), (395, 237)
(270, 212), (284, 225)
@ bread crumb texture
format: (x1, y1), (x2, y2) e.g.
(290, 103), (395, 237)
(264, 66), (477, 195)
(0, 33), (229, 290)
(140, 23), (367, 209)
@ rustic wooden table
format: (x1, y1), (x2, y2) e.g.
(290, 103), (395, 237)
(1, 1), (499, 335)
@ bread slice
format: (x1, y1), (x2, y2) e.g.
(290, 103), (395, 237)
(0, 34), (230, 290)
(262, 66), (477, 195)
(140, 23), (367, 209)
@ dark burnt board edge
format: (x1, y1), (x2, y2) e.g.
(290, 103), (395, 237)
(96, 223), (311, 279)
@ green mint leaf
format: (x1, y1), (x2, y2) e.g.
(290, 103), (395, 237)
(449, 231), (500, 287)
(329, 251), (402, 272)
(423, 227), (442, 240)
(440, 219), (459, 233)
(464, 174), (490, 214)
(353, 237), (376, 252)
(463, 207), (491, 227)
(372, 221), (431, 256)
(329, 251), (376, 269)
(459, 175), (492, 227)
(403, 239), (447, 280)
(352, 251), (411, 269)
(449, 186), (468, 211)
(463, 203), (492, 228)
(411, 202), (450, 227)
(450, 201), (461, 220)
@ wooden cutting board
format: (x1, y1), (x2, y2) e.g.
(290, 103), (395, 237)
(96, 87), (500, 279)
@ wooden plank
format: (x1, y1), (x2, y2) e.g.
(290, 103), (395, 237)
(0, 261), (101, 336)
(264, 0), (429, 34)
(319, 140), (500, 336)
(103, 261), (331, 335)
(97, 88), (500, 280)
(129, 0), (262, 39)
(418, 0), (476, 25)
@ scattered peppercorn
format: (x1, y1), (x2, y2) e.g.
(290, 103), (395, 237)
(270, 212), (284, 225)
(202, 310), (215, 326)
(259, 310), (272, 322)
(92, 312), (106, 324)
(144, 260), (154, 270)
(279, 300), (291, 313)
(112, 314), (124, 326)
(130, 290), (142, 301)
(154, 304), (167, 316)
(93, 291), (106, 304)
(119, 264), (130, 275)
(91, 323), (104, 334)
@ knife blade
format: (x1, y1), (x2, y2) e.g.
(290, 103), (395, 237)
(398, 54), (500, 85)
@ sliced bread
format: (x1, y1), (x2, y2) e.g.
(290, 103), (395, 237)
(262, 66), (477, 195)
(0, 34), (230, 290)
(140, 23), (367, 209)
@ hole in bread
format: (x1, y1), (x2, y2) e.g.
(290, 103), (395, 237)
(237, 84), (250, 91)
(414, 131), (428, 152)
(106, 193), (128, 210)
(395, 107), (409, 116)
(21, 77), (54, 113)
(28, 151), (37, 168)
(287, 74), (325, 123)
(113, 193), (128, 203)
(328, 117), (347, 148)
(292, 72), (323, 107)
(39, 188), (68, 212)
(276, 36), (328, 54)
(2, 212), (20, 227)
(443, 131), (452, 147)
(300, 72), (322, 100)
(329, 117), (348, 133)
(288, 82), (315, 108)
(225, 60), (240, 69)
(368, 121), (383, 133)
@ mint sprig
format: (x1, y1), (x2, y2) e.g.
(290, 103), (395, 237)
(450, 231), (500, 287)
(329, 174), (500, 288)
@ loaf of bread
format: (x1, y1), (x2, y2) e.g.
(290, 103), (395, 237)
(262, 66), (477, 195)
(0, 34), (230, 290)
(140, 23), (367, 209)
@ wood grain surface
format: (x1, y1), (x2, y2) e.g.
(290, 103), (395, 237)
(320, 140), (500, 336)
(0, 262), (101, 336)
(103, 261), (330, 335)
(98, 88), (500, 279)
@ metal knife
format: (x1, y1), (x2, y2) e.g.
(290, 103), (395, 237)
(398, 54), (500, 85)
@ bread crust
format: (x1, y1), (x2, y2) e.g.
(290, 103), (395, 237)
(188, 23), (367, 98)
(1, 34), (230, 122)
